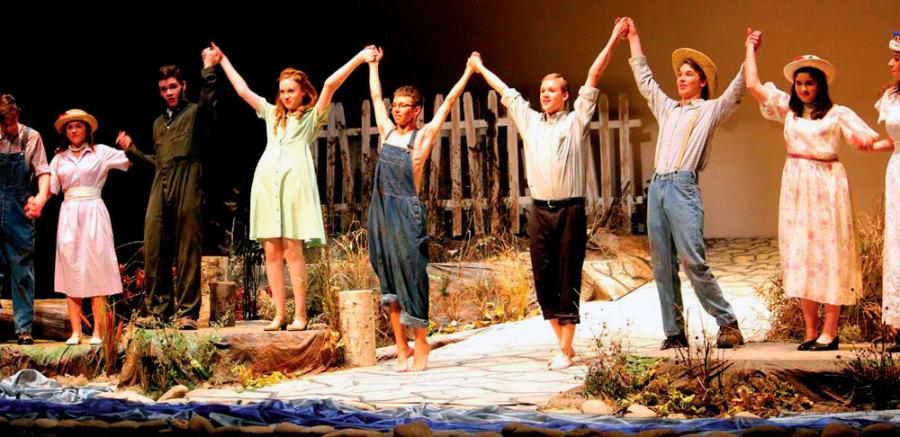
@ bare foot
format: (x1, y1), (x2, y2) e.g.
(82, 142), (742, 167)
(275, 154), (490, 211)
(547, 352), (573, 371)
(410, 340), (431, 372)
(395, 342), (411, 372)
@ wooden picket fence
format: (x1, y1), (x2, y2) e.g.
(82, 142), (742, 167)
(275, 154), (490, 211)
(312, 90), (642, 237)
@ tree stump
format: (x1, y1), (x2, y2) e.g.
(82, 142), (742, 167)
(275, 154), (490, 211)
(338, 289), (376, 367)
(209, 281), (237, 327)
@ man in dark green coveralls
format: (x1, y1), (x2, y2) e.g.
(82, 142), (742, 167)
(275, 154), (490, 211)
(116, 48), (219, 329)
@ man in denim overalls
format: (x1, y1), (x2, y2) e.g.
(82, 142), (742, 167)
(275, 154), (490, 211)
(0, 94), (51, 345)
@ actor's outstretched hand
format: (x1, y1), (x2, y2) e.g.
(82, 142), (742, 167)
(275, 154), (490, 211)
(115, 131), (133, 151)
(202, 44), (222, 67)
(746, 28), (763, 51)
(626, 18), (639, 40)
(612, 17), (630, 40)
(24, 195), (46, 219)
(357, 45), (380, 64)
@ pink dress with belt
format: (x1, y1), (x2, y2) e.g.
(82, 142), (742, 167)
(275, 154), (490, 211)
(50, 144), (129, 297)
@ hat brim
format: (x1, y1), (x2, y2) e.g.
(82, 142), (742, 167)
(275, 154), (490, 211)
(55, 113), (98, 134)
(672, 48), (718, 98)
(783, 58), (836, 84)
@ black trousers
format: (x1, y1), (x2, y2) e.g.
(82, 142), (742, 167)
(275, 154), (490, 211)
(527, 200), (587, 325)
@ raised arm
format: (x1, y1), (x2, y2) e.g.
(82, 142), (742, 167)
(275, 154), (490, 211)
(625, 19), (677, 120)
(744, 27), (770, 104)
(198, 45), (221, 127)
(585, 18), (630, 88)
(213, 42), (262, 111)
(468, 52), (509, 95)
(316, 46), (378, 114)
(367, 47), (392, 137)
(418, 62), (475, 149)
(626, 17), (643, 58)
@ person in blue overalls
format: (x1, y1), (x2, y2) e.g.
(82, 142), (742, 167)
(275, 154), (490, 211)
(366, 46), (474, 372)
(0, 94), (51, 345)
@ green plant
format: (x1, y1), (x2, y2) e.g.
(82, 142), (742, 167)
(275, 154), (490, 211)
(837, 338), (900, 410)
(126, 323), (220, 393)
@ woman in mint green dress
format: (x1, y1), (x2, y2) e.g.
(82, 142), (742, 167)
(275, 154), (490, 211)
(215, 43), (377, 331)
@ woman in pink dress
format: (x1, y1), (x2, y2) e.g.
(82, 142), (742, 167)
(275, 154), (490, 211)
(50, 109), (130, 345)
(744, 29), (887, 351)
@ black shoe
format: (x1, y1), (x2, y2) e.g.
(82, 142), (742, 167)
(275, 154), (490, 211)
(16, 332), (33, 345)
(716, 321), (744, 349)
(661, 333), (689, 350)
(808, 336), (839, 351)
(797, 339), (817, 351)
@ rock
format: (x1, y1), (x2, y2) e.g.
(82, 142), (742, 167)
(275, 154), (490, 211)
(821, 423), (859, 437)
(159, 384), (189, 401)
(580, 399), (616, 415)
(306, 425), (338, 435)
(501, 423), (565, 436)
(74, 420), (109, 430)
(742, 425), (788, 436)
(34, 419), (58, 429)
(582, 254), (652, 301)
(791, 429), (818, 437)
(169, 419), (189, 431)
(394, 421), (432, 437)
(734, 411), (762, 419)
(273, 422), (309, 434)
(239, 425), (277, 434)
(635, 430), (678, 437)
(108, 420), (141, 430)
(97, 390), (155, 404)
(623, 404), (657, 418)
(135, 419), (170, 432)
(189, 415), (215, 433)
(861, 423), (899, 436)
(8, 418), (34, 428)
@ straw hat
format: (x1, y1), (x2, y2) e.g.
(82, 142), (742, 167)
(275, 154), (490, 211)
(890, 31), (900, 52)
(671, 48), (718, 98)
(55, 109), (98, 133)
(782, 55), (836, 84)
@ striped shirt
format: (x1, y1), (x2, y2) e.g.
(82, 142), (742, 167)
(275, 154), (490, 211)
(0, 123), (50, 175)
(501, 85), (599, 200)
(629, 55), (745, 174)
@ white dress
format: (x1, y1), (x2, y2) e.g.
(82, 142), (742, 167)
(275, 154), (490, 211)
(878, 89), (900, 325)
(50, 144), (129, 297)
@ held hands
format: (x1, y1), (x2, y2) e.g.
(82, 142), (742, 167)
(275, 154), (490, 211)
(746, 28), (763, 51)
(202, 43), (223, 68)
(467, 52), (483, 74)
(115, 131), (133, 151)
(612, 17), (631, 40)
(358, 45), (381, 64)
(24, 195), (46, 219)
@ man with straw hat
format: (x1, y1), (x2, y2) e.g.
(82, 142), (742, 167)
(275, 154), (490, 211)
(0, 94), (50, 345)
(623, 17), (745, 349)
(116, 47), (220, 330)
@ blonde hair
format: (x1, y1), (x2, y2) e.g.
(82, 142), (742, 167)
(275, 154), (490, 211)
(274, 68), (318, 134)
(540, 73), (569, 94)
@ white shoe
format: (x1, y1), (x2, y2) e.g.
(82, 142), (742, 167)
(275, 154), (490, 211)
(65, 334), (82, 345)
(89, 336), (102, 345)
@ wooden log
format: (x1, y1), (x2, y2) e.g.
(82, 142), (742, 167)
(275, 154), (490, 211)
(360, 100), (374, 219)
(487, 91), (502, 233)
(325, 108), (338, 229)
(335, 103), (354, 228)
(599, 94), (614, 208)
(463, 93), (483, 235)
(0, 299), (69, 340)
(209, 281), (237, 327)
(506, 106), (521, 234)
(450, 98), (463, 237)
(337, 290), (376, 367)
(428, 94), (444, 236)
(618, 94), (633, 231)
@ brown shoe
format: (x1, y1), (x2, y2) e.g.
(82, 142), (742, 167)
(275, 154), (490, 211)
(178, 318), (199, 330)
(660, 333), (689, 350)
(716, 321), (744, 348)
(17, 332), (33, 345)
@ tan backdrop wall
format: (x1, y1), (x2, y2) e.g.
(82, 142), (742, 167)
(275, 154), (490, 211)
(461, 0), (897, 237)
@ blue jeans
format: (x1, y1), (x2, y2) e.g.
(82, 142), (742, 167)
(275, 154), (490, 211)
(647, 171), (736, 337)
(0, 152), (35, 334)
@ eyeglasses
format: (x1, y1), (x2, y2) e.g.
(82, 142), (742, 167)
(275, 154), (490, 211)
(390, 102), (419, 109)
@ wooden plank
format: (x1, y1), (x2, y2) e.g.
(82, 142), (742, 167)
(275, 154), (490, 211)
(360, 100), (373, 222)
(450, 97), (463, 237)
(487, 91), (501, 234)
(618, 93), (633, 231)
(428, 94), (444, 236)
(599, 94), (614, 208)
(462, 92), (483, 235)
(335, 103), (354, 231)
(505, 107), (520, 234)
(325, 106), (337, 229)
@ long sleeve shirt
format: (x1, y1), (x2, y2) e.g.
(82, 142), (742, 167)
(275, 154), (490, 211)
(629, 55), (745, 174)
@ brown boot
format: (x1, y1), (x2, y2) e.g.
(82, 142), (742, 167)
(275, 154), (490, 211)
(716, 321), (744, 348)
